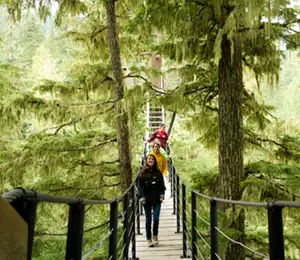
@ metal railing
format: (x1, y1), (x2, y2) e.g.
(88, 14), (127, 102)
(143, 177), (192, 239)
(3, 182), (139, 260)
(2, 144), (147, 260)
(5, 137), (299, 260)
(169, 153), (300, 260)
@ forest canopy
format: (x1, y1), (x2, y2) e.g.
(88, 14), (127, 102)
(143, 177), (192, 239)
(0, 0), (299, 259)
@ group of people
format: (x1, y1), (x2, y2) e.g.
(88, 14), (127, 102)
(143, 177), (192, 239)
(137, 123), (169, 247)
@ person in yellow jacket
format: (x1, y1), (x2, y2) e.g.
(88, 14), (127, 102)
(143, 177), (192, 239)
(150, 141), (168, 177)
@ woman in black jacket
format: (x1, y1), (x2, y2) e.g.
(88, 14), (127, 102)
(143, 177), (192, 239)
(137, 154), (166, 247)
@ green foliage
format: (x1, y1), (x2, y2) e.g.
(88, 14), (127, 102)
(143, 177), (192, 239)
(0, 5), (146, 258)
(0, 0), (299, 258)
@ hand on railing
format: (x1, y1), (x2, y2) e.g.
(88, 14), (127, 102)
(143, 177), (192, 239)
(140, 197), (146, 205)
(160, 195), (164, 202)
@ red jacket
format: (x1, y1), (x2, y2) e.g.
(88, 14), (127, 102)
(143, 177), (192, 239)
(147, 130), (168, 149)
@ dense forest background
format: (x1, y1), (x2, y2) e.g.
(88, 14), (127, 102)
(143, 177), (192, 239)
(0, 1), (300, 259)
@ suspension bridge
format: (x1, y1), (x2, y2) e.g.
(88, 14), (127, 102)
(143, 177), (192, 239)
(2, 151), (300, 260)
(2, 102), (300, 260)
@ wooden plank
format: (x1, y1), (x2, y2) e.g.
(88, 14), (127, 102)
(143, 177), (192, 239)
(137, 245), (183, 252)
(139, 222), (176, 228)
(136, 233), (181, 239)
(136, 235), (181, 241)
(136, 227), (177, 233)
(137, 243), (183, 250)
(137, 249), (183, 257)
(139, 215), (175, 220)
(136, 232), (178, 238)
(137, 239), (182, 246)
(138, 257), (190, 260)
(135, 183), (186, 260)
(139, 213), (174, 219)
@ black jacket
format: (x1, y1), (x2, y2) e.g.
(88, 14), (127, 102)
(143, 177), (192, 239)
(137, 167), (166, 205)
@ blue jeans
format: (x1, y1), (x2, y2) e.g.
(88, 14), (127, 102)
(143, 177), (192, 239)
(144, 203), (161, 240)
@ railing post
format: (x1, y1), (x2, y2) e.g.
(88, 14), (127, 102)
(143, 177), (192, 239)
(136, 189), (141, 235)
(176, 174), (180, 233)
(109, 200), (118, 260)
(210, 199), (218, 260)
(268, 204), (285, 260)
(191, 191), (197, 260)
(8, 190), (38, 260)
(66, 203), (85, 260)
(16, 200), (37, 260)
(169, 159), (174, 198)
(182, 183), (187, 258)
(172, 166), (176, 215)
(25, 201), (38, 260)
(143, 142), (147, 159)
(123, 193), (129, 260)
(130, 186), (138, 260)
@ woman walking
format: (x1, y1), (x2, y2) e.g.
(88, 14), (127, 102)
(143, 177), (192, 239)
(137, 154), (166, 247)
(146, 123), (168, 150)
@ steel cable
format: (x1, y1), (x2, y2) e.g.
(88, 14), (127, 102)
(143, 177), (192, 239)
(194, 226), (210, 250)
(192, 210), (268, 258)
(215, 226), (269, 259)
(195, 242), (206, 260)
(81, 228), (113, 260)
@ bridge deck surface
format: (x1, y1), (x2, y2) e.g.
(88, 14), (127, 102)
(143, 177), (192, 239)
(136, 180), (189, 260)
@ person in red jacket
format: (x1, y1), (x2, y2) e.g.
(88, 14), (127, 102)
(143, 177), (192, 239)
(147, 123), (169, 150)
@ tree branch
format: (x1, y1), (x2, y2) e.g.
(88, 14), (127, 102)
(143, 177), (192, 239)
(80, 159), (119, 166)
(125, 73), (167, 95)
(49, 182), (121, 192)
(256, 137), (288, 152)
(255, 176), (300, 199)
(103, 172), (119, 177)
(238, 19), (300, 33)
(86, 171), (120, 181)
(193, 0), (211, 7)
(205, 105), (218, 112)
(35, 215), (124, 236)
(275, 31), (299, 47)
(183, 85), (210, 95)
(51, 137), (117, 152)
(54, 119), (81, 135)
(92, 26), (108, 37)
(36, 106), (114, 135)
(59, 99), (114, 108)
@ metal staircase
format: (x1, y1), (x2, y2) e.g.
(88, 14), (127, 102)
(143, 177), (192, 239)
(145, 53), (166, 140)
(146, 103), (165, 140)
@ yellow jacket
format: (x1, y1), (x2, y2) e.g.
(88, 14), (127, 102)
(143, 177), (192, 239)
(150, 151), (168, 176)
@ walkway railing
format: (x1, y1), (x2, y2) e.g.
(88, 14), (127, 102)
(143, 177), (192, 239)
(169, 154), (300, 260)
(5, 139), (300, 260)
(2, 144), (147, 260)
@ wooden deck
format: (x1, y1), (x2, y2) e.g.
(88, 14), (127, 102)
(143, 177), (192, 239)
(135, 180), (189, 260)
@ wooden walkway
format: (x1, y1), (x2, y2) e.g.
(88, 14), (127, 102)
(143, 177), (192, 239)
(135, 180), (189, 260)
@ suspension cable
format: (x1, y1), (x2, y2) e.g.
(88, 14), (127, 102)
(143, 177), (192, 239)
(81, 228), (113, 260)
(194, 226), (211, 250)
(194, 210), (210, 226)
(193, 210), (269, 259)
(215, 226), (269, 259)
(195, 242), (206, 260)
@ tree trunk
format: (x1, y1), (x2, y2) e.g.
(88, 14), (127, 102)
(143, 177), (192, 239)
(151, 53), (163, 89)
(106, 0), (132, 190)
(218, 33), (245, 260)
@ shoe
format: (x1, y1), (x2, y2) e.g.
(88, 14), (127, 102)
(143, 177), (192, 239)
(153, 236), (159, 246)
(147, 239), (154, 247)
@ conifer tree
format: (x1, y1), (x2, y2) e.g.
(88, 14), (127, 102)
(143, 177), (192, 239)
(130, 0), (300, 258)
(106, 0), (132, 190)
